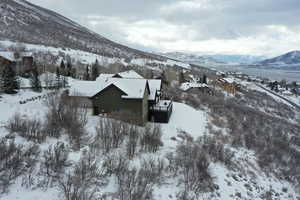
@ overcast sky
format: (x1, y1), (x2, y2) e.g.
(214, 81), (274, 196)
(27, 0), (300, 57)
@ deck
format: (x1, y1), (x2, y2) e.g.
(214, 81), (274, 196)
(149, 99), (173, 123)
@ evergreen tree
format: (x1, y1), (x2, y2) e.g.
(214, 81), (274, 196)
(202, 74), (207, 84)
(56, 67), (61, 89)
(84, 65), (90, 80)
(30, 63), (42, 92)
(60, 60), (66, 76)
(161, 70), (168, 86)
(1, 65), (19, 94)
(179, 71), (185, 84)
(91, 60), (99, 81)
(71, 68), (77, 79)
(66, 61), (72, 77)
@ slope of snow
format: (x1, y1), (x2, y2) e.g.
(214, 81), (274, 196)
(160, 102), (207, 149)
(0, 40), (191, 69)
(0, 83), (298, 199)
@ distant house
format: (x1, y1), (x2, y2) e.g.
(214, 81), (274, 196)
(0, 52), (33, 74)
(216, 78), (238, 94)
(69, 70), (172, 125)
(0, 55), (16, 71)
(180, 82), (211, 94)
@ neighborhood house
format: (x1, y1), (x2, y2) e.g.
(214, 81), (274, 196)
(69, 70), (173, 125)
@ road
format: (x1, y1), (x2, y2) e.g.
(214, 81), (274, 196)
(255, 84), (300, 110)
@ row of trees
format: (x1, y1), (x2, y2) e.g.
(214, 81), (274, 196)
(0, 57), (93, 94)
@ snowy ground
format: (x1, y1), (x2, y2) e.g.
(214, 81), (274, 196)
(0, 85), (299, 199)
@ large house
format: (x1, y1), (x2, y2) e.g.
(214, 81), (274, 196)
(216, 77), (238, 94)
(69, 70), (172, 125)
(0, 54), (16, 71)
(0, 52), (33, 75)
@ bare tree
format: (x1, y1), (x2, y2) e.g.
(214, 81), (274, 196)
(140, 124), (163, 153)
(126, 126), (139, 159)
(38, 142), (70, 188)
(58, 151), (107, 200)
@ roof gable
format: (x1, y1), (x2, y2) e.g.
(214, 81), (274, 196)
(91, 83), (128, 99)
(115, 70), (144, 79)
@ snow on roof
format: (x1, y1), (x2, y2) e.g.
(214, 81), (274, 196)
(0, 51), (33, 61)
(96, 70), (144, 81)
(110, 78), (148, 99)
(96, 73), (114, 81)
(115, 70), (144, 79)
(148, 79), (162, 100)
(180, 82), (208, 91)
(0, 51), (15, 61)
(69, 77), (148, 99)
(219, 77), (236, 84)
(69, 80), (101, 97)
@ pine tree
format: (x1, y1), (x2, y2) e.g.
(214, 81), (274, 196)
(91, 60), (99, 81)
(56, 67), (61, 89)
(84, 65), (90, 80)
(1, 65), (19, 94)
(179, 71), (185, 84)
(66, 62), (72, 77)
(30, 63), (42, 92)
(161, 70), (168, 86)
(202, 74), (207, 84)
(60, 60), (66, 76)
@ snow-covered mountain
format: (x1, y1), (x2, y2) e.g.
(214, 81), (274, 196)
(260, 50), (300, 65)
(162, 52), (267, 66)
(162, 52), (224, 66)
(207, 54), (267, 64)
(0, 0), (163, 61)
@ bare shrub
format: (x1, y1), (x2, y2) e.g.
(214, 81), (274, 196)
(60, 94), (88, 149)
(172, 142), (214, 195)
(140, 124), (163, 153)
(92, 118), (127, 154)
(38, 142), (70, 188)
(197, 136), (235, 168)
(45, 93), (88, 149)
(116, 157), (165, 200)
(21, 144), (41, 188)
(6, 114), (45, 143)
(44, 94), (64, 138)
(58, 151), (107, 200)
(5, 113), (25, 133)
(126, 125), (139, 159)
(102, 153), (129, 177)
(0, 139), (39, 193)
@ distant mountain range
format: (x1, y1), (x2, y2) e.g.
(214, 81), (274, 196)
(259, 50), (300, 65)
(162, 52), (267, 65)
(163, 51), (300, 70)
(207, 54), (267, 64)
(161, 52), (224, 65)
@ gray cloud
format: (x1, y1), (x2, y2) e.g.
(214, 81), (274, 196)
(27, 0), (300, 56)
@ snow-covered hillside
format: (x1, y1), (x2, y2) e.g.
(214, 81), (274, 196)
(0, 0), (171, 62)
(0, 75), (299, 200)
(0, 40), (191, 69)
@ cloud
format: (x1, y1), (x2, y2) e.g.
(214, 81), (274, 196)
(27, 0), (300, 56)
